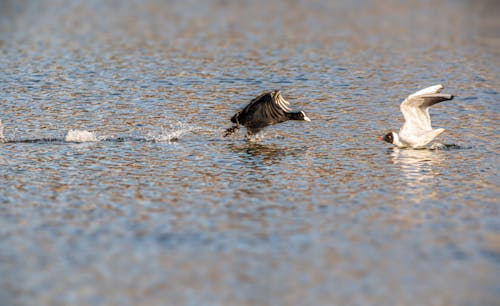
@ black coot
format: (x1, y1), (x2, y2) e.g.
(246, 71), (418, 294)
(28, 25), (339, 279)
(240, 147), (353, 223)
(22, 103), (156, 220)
(224, 90), (310, 137)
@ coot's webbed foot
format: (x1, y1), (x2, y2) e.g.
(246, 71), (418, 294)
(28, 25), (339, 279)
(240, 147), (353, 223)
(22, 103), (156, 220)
(223, 125), (239, 137)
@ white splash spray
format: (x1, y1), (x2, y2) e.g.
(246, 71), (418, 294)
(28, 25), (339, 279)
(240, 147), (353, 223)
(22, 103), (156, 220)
(0, 119), (4, 143)
(245, 132), (266, 142)
(65, 129), (99, 142)
(147, 122), (204, 143)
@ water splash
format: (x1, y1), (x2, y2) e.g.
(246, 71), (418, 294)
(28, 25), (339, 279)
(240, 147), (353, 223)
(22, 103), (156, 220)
(147, 122), (204, 143)
(0, 120), (4, 143)
(245, 132), (266, 142)
(242, 131), (291, 142)
(430, 143), (468, 150)
(65, 130), (99, 142)
(0, 122), (208, 144)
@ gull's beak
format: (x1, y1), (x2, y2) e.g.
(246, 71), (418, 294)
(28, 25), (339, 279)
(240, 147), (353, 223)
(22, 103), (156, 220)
(377, 136), (383, 141)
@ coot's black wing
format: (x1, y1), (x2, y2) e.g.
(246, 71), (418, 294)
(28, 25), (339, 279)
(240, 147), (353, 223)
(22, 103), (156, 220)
(256, 92), (289, 123)
(227, 91), (294, 135)
(227, 92), (272, 135)
(242, 91), (291, 125)
(232, 92), (269, 121)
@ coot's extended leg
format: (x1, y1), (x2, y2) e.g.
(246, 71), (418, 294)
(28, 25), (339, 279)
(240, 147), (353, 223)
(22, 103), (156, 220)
(223, 125), (239, 137)
(224, 116), (240, 137)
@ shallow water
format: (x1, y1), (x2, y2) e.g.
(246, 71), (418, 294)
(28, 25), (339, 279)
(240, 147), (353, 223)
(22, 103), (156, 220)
(0, 0), (499, 305)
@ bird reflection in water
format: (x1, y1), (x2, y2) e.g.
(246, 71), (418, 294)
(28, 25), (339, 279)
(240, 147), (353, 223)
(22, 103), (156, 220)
(388, 147), (447, 185)
(385, 147), (450, 206)
(389, 144), (465, 181)
(228, 142), (309, 166)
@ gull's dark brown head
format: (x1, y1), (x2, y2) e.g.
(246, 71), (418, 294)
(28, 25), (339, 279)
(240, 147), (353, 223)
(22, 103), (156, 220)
(379, 132), (395, 144)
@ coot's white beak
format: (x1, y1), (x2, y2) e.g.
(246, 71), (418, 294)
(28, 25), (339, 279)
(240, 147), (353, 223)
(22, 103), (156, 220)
(304, 115), (311, 122)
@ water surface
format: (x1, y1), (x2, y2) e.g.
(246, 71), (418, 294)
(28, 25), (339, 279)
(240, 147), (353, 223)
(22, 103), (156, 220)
(0, 0), (499, 305)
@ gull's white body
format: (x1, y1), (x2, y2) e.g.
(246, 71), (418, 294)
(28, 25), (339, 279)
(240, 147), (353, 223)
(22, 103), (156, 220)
(392, 84), (453, 148)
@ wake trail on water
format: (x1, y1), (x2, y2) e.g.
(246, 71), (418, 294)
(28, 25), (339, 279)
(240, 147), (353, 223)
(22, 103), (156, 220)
(0, 120), (212, 144)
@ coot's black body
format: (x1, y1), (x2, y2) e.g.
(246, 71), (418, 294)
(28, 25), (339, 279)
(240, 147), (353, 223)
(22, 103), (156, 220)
(224, 90), (310, 137)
